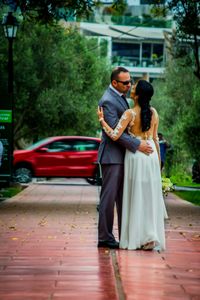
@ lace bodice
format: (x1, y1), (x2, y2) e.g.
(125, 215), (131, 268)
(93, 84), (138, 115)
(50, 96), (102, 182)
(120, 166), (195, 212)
(102, 107), (159, 142)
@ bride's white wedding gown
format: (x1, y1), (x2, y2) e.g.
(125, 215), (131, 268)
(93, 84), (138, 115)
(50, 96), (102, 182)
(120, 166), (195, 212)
(120, 139), (168, 250)
(101, 107), (168, 250)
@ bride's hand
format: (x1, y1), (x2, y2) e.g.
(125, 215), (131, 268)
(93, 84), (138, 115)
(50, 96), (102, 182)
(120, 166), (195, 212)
(97, 106), (104, 121)
(138, 140), (153, 155)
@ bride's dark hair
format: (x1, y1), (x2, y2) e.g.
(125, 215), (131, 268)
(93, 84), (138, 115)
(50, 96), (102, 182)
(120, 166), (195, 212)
(135, 80), (154, 132)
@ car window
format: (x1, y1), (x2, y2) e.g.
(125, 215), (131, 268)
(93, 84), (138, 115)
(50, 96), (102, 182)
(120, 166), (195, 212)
(45, 139), (99, 152)
(72, 140), (99, 151)
(46, 141), (73, 152)
(26, 138), (52, 150)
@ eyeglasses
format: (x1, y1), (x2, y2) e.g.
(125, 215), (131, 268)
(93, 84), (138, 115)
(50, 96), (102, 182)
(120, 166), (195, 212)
(116, 80), (133, 86)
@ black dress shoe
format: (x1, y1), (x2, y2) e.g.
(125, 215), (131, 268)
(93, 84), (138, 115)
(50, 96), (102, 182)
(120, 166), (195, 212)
(97, 240), (119, 249)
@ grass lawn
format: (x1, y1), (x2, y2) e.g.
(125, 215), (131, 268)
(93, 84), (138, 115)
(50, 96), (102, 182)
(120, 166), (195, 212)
(175, 182), (200, 188)
(170, 174), (200, 188)
(0, 186), (22, 200)
(174, 190), (200, 206)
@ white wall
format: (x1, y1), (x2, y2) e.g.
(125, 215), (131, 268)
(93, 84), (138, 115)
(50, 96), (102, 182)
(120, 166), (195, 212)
(127, 0), (140, 5)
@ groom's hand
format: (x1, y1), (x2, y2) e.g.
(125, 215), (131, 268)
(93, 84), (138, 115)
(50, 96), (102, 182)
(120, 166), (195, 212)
(138, 141), (153, 155)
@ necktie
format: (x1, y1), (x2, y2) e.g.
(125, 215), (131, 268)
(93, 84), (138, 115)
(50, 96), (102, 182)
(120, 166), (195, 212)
(121, 95), (129, 108)
(121, 94), (126, 101)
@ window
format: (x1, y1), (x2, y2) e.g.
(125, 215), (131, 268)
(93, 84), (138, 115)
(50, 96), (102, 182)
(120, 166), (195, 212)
(152, 44), (164, 59)
(72, 140), (99, 152)
(46, 140), (73, 152)
(142, 43), (151, 59)
(46, 139), (99, 152)
(112, 42), (140, 66)
(141, 0), (165, 4)
(112, 42), (140, 58)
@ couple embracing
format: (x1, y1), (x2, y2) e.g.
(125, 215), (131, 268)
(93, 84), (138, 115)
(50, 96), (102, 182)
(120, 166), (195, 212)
(97, 67), (168, 251)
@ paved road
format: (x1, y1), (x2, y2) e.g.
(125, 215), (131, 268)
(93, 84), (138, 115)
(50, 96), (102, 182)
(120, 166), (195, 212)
(0, 181), (199, 300)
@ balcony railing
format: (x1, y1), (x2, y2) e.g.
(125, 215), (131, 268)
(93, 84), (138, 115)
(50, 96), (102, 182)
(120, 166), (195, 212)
(78, 15), (172, 29)
(112, 56), (165, 68)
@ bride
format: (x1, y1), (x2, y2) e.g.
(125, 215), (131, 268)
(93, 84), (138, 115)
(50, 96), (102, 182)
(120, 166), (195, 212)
(97, 80), (168, 251)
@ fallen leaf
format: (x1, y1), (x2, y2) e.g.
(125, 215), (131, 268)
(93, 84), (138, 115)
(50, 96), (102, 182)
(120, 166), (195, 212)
(179, 232), (186, 236)
(9, 226), (16, 231)
(38, 220), (47, 226)
(71, 224), (76, 228)
(192, 234), (200, 240)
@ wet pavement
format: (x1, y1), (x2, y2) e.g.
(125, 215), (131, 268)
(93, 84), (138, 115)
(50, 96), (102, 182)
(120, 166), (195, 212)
(0, 179), (199, 300)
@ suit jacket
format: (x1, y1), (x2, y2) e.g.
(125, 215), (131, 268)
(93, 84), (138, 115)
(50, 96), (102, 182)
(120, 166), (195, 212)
(98, 86), (140, 164)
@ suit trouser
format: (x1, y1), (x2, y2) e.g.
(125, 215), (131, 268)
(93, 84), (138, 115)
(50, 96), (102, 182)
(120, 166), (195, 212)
(98, 164), (124, 242)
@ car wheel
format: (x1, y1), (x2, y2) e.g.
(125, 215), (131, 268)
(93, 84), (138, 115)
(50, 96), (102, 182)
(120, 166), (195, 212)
(86, 177), (97, 185)
(14, 167), (33, 183)
(86, 169), (102, 186)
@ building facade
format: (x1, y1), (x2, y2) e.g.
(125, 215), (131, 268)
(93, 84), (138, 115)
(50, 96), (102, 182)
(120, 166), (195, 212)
(80, 22), (172, 80)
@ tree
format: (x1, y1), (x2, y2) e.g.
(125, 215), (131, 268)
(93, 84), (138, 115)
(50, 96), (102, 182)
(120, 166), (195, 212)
(152, 57), (200, 176)
(1, 1), (124, 23)
(1, 0), (95, 23)
(0, 20), (110, 147)
(182, 83), (200, 161)
(152, 0), (200, 80)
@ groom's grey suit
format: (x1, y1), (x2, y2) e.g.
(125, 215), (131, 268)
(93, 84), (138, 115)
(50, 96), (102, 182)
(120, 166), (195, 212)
(98, 86), (140, 243)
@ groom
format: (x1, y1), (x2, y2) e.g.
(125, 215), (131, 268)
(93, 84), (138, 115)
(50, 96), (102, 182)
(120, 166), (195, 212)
(97, 67), (153, 249)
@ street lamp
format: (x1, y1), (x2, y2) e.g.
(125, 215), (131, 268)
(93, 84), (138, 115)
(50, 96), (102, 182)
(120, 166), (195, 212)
(2, 12), (18, 95)
(1, 12), (19, 184)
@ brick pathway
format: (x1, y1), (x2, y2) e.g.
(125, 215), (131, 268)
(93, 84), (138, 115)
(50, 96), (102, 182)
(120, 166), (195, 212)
(0, 181), (199, 300)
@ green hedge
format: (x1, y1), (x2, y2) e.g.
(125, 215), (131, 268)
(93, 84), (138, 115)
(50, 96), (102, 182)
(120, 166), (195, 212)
(174, 191), (200, 206)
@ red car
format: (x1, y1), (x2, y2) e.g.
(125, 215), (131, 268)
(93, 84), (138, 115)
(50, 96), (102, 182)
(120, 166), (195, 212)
(13, 136), (101, 184)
